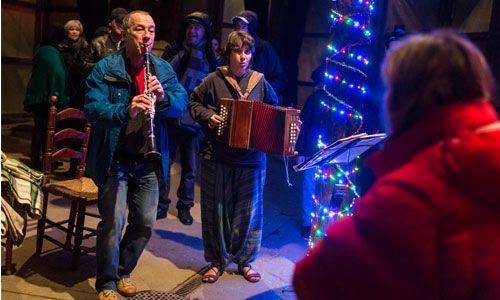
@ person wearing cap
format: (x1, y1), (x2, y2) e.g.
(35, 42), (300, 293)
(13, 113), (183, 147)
(78, 7), (128, 76)
(232, 10), (287, 103)
(157, 12), (223, 225)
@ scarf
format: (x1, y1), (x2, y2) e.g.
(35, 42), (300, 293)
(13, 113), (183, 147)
(218, 66), (263, 100)
(169, 40), (210, 94)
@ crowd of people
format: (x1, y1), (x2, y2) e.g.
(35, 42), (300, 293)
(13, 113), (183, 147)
(22, 6), (500, 300)
(24, 8), (287, 300)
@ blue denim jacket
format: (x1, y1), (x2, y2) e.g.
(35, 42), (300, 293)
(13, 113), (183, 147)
(84, 49), (188, 186)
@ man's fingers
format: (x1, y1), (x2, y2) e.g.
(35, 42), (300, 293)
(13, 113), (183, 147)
(132, 95), (153, 107)
(131, 104), (149, 112)
(148, 76), (165, 102)
(210, 114), (224, 124)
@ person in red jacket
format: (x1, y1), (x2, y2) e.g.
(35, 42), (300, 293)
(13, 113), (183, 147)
(293, 29), (500, 300)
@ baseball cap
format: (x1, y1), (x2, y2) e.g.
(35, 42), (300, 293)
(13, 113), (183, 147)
(231, 15), (249, 24)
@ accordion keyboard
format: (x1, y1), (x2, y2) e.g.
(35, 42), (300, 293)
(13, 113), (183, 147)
(217, 104), (229, 137)
(289, 118), (298, 149)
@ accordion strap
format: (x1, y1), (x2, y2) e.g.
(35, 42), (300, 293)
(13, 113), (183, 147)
(219, 66), (263, 100)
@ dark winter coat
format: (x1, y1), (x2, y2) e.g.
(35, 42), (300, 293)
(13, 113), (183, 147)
(233, 10), (287, 94)
(78, 33), (124, 77)
(161, 12), (222, 79)
(162, 12), (224, 130)
(59, 37), (88, 109)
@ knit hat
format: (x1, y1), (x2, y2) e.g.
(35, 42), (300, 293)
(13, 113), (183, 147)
(179, 12), (213, 43)
(184, 12), (212, 36)
(109, 7), (128, 22)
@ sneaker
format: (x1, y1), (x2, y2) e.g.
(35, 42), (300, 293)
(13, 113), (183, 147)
(98, 290), (117, 300)
(117, 278), (137, 297)
(177, 208), (193, 225)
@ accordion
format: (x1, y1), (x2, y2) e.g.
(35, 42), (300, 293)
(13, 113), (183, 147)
(216, 98), (300, 156)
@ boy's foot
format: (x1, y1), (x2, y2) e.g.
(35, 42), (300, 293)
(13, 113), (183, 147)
(202, 264), (223, 283)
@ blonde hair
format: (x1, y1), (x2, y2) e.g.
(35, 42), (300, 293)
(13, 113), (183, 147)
(382, 29), (495, 138)
(64, 20), (83, 33)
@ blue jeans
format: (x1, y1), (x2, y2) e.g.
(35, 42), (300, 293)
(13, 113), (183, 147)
(95, 158), (159, 292)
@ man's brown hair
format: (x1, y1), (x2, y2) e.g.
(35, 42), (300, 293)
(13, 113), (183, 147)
(221, 31), (255, 64)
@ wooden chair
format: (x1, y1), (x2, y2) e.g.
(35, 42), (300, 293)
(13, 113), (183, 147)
(36, 96), (99, 270)
(2, 235), (14, 275)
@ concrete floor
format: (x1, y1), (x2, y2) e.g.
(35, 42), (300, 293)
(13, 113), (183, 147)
(1, 114), (308, 300)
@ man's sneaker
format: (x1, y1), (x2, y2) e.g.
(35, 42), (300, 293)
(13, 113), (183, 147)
(117, 278), (137, 297)
(177, 208), (193, 225)
(98, 290), (117, 300)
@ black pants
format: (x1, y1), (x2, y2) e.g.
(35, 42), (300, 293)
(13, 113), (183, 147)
(157, 125), (204, 211)
(30, 103), (51, 165)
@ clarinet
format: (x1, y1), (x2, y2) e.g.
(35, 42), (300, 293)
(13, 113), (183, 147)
(143, 44), (161, 160)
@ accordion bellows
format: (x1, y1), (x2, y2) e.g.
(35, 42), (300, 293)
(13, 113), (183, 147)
(216, 98), (300, 156)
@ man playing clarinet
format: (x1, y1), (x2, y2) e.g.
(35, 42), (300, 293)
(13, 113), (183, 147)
(84, 10), (187, 300)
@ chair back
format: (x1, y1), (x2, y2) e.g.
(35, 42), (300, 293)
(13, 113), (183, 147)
(43, 96), (91, 184)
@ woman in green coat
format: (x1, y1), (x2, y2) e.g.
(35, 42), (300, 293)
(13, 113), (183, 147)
(24, 24), (71, 169)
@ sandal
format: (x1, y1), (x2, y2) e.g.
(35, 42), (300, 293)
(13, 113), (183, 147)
(237, 263), (261, 283)
(202, 264), (224, 283)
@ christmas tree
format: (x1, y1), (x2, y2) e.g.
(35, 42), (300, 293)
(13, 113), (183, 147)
(306, 0), (376, 250)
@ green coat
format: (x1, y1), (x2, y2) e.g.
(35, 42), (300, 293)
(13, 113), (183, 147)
(24, 45), (71, 111)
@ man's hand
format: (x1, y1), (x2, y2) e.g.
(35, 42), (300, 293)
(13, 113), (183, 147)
(208, 114), (224, 128)
(129, 94), (153, 118)
(147, 75), (165, 102)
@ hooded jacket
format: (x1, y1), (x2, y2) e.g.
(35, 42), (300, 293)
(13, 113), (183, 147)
(84, 49), (188, 186)
(188, 67), (278, 169)
(293, 100), (500, 300)
(233, 10), (287, 95)
(162, 12), (222, 77)
(162, 12), (224, 130)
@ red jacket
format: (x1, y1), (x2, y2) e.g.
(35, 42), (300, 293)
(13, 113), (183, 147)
(293, 100), (500, 300)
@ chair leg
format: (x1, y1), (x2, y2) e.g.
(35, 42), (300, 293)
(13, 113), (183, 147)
(5, 236), (13, 275)
(36, 191), (49, 254)
(72, 198), (87, 270)
(66, 201), (78, 248)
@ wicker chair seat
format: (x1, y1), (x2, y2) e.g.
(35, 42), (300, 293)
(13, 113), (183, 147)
(45, 177), (98, 202)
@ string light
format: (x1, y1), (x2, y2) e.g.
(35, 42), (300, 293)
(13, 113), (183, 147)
(306, 0), (374, 251)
